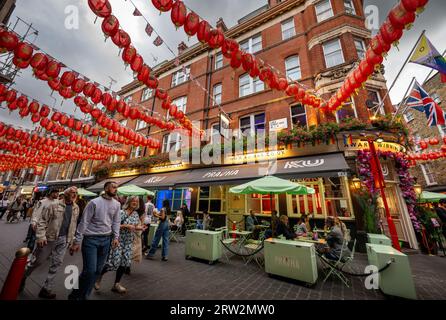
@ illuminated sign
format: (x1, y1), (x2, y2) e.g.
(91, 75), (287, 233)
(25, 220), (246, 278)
(151, 163), (185, 172)
(110, 169), (141, 178)
(344, 140), (406, 153)
(225, 149), (287, 164)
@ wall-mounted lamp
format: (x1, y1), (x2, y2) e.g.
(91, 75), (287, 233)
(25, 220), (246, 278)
(351, 177), (362, 191)
(413, 183), (422, 196)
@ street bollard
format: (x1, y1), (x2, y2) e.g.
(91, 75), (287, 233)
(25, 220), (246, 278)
(0, 247), (30, 300)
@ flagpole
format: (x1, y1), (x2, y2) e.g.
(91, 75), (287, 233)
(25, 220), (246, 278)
(391, 77), (416, 121)
(375, 30), (426, 115)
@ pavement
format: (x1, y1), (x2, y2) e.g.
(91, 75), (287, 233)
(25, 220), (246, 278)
(0, 219), (445, 300)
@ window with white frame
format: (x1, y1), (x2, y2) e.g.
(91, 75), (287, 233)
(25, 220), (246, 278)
(240, 34), (262, 54)
(213, 83), (222, 106)
(239, 73), (264, 97)
(168, 96), (187, 120)
(162, 132), (182, 153)
(239, 113), (266, 137)
(119, 119), (127, 127)
(315, 0), (333, 22)
(413, 134), (422, 152)
(432, 92), (442, 104)
(354, 38), (366, 60)
(135, 119), (146, 131)
(215, 52), (223, 69)
(197, 186), (227, 213)
(171, 67), (190, 87)
(123, 95), (132, 104)
(366, 90), (384, 115)
(323, 38), (344, 68)
(336, 97), (357, 122)
(141, 88), (152, 101)
(285, 55), (301, 81)
(290, 104), (307, 128)
(344, 0), (356, 15)
(210, 123), (220, 143)
(420, 163), (437, 186)
(281, 18), (295, 41)
(403, 112), (415, 123)
(131, 146), (143, 159)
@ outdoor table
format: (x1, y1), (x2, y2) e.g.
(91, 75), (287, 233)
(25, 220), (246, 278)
(296, 237), (327, 245)
(229, 230), (252, 250)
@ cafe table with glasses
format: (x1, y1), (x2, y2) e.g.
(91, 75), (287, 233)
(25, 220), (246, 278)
(228, 229), (252, 249)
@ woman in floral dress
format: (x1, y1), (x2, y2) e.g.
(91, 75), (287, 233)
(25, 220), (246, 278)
(94, 196), (145, 294)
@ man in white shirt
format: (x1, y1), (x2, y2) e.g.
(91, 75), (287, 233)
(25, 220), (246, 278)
(143, 196), (155, 252)
(0, 196), (10, 220)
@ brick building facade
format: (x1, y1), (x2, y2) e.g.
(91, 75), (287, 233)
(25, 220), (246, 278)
(404, 72), (446, 192)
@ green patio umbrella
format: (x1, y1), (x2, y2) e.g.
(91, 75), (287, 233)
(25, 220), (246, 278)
(77, 188), (97, 197)
(117, 184), (155, 197)
(229, 175), (315, 195)
(419, 191), (446, 203)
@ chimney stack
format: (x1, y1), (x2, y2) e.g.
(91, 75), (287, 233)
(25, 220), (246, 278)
(216, 17), (228, 32)
(178, 41), (188, 55)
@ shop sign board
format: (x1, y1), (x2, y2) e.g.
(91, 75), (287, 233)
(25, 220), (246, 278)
(344, 139), (406, 153)
(269, 118), (288, 131)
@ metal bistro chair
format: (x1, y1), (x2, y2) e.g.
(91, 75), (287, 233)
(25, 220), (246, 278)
(243, 230), (266, 268)
(216, 226), (236, 262)
(185, 217), (196, 230)
(320, 238), (357, 288)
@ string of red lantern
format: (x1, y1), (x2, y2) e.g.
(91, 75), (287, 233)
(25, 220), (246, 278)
(87, 0), (205, 138)
(0, 28), (169, 147)
(146, 0), (323, 109)
(326, 0), (429, 112)
(415, 136), (444, 150)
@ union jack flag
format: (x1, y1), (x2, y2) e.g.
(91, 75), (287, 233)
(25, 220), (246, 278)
(407, 80), (446, 126)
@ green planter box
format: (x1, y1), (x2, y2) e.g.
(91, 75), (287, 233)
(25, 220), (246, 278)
(366, 243), (417, 300)
(367, 233), (392, 246)
(264, 238), (318, 285)
(185, 229), (222, 264)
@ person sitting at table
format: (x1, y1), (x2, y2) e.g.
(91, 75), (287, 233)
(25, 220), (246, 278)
(246, 210), (260, 239)
(295, 214), (309, 236)
(317, 216), (350, 261)
(203, 209), (212, 230)
(275, 215), (297, 240)
(335, 216), (350, 241)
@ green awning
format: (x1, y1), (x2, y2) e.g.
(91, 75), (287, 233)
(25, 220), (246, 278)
(419, 191), (446, 203)
(117, 184), (155, 197)
(77, 188), (97, 197)
(229, 175), (315, 195)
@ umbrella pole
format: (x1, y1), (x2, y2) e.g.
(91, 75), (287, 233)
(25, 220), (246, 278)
(270, 192), (275, 238)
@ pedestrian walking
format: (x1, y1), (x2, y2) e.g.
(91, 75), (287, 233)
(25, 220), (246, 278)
(68, 181), (121, 300)
(142, 196), (155, 253)
(6, 196), (24, 223)
(20, 187), (80, 299)
(0, 195), (10, 220)
(95, 196), (144, 294)
(146, 199), (171, 261)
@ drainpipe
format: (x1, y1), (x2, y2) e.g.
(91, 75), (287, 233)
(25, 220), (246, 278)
(203, 52), (214, 131)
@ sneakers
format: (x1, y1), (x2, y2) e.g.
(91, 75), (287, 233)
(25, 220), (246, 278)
(111, 283), (127, 294)
(38, 288), (56, 299)
(161, 257), (168, 262)
(94, 275), (103, 290)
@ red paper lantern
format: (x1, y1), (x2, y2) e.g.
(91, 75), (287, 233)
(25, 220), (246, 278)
(39, 105), (50, 117)
(30, 53), (48, 70)
(171, 1), (187, 28)
(249, 60), (260, 78)
(277, 78), (288, 91)
(31, 113), (41, 123)
(184, 12), (200, 37)
(51, 112), (62, 122)
(101, 15), (119, 38)
(70, 78), (85, 94)
(107, 99), (117, 112)
(285, 84), (299, 97)
(162, 98), (171, 110)
(155, 89), (168, 100)
(91, 127), (99, 137)
(175, 110), (184, 120)
(5, 90), (16, 103)
(83, 124), (91, 135)
(60, 114), (68, 125)
(83, 83), (96, 97)
(230, 51), (242, 69)
(241, 52), (254, 72)
(91, 88), (103, 104)
(14, 42), (33, 60)
(102, 93), (113, 107)
(169, 105), (178, 118)
(129, 107), (139, 120)
(29, 101), (39, 114)
(91, 108), (102, 119)
(354, 68), (366, 85)
(88, 0), (112, 18)
(60, 71), (76, 87)
(74, 120), (83, 131)
(60, 86), (75, 99)
(429, 137), (439, 145)
(46, 61), (61, 79)
(208, 29), (225, 49)
(112, 30), (131, 48)
(12, 57), (30, 69)
(401, 0), (420, 12)
(380, 19), (403, 45)
(131, 54), (144, 73)
(152, 0), (173, 12)
(146, 74), (159, 89)
(197, 21), (211, 44)
(420, 140), (428, 149)
(137, 65), (151, 83)
(16, 95), (28, 109)
(0, 31), (18, 52)
(122, 46), (137, 65)
(116, 100), (126, 113)
(388, 3), (416, 30)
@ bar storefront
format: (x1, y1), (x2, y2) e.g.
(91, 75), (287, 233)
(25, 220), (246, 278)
(95, 135), (419, 250)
